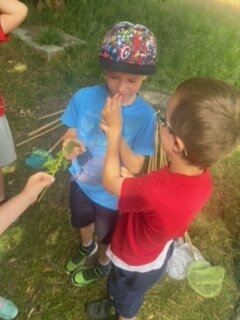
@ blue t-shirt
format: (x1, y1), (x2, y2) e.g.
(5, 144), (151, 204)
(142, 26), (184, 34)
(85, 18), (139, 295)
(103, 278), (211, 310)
(61, 84), (156, 209)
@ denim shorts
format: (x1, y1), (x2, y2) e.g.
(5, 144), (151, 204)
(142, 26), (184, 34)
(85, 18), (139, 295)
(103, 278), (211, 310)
(69, 181), (119, 245)
(0, 115), (16, 166)
(108, 243), (174, 318)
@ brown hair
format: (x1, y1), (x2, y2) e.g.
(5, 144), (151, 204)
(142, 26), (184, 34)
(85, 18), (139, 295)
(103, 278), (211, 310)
(170, 77), (240, 168)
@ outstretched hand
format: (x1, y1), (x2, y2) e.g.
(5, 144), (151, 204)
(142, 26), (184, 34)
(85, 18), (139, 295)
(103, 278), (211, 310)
(22, 172), (55, 204)
(100, 94), (123, 136)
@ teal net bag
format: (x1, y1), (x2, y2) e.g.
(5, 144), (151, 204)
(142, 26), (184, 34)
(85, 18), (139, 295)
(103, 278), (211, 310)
(25, 149), (53, 169)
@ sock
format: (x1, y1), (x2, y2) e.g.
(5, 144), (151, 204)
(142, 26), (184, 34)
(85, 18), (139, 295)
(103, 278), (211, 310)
(98, 261), (111, 275)
(81, 241), (96, 254)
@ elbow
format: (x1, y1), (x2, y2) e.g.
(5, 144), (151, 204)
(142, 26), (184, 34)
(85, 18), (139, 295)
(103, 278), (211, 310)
(103, 174), (122, 197)
(131, 166), (141, 175)
(131, 161), (144, 175)
(103, 176), (111, 193)
(21, 4), (28, 21)
(18, 2), (28, 24)
(103, 174), (117, 194)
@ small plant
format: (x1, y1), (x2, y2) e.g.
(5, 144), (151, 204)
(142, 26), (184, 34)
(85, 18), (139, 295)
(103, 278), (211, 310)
(35, 27), (64, 46)
(44, 140), (80, 175)
(43, 149), (68, 176)
(37, 140), (79, 202)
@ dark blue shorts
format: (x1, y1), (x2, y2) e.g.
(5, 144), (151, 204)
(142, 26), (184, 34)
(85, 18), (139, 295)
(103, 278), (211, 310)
(108, 243), (174, 318)
(69, 181), (119, 245)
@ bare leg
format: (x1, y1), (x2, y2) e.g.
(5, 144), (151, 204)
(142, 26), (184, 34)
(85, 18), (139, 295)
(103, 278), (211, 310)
(0, 168), (5, 202)
(98, 243), (110, 265)
(80, 223), (94, 246)
(119, 316), (137, 320)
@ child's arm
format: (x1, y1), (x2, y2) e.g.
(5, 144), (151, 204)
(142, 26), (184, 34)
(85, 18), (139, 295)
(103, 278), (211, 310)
(0, 0), (28, 34)
(119, 139), (145, 174)
(101, 95), (126, 196)
(100, 99), (144, 174)
(62, 128), (86, 159)
(101, 99), (144, 175)
(0, 172), (54, 235)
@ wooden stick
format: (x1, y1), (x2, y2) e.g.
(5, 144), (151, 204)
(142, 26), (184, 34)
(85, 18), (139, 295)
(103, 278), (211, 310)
(38, 109), (64, 120)
(184, 232), (198, 261)
(154, 123), (159, 170)
(159, 125), (166, 168)
(16, 123), (62, 147)
(159, 124), (163, 168)
(37, 186), (48, 203)
(28, 118), (61, 137)
(48, 136), (63, 153)
(148, 155), (153, 173)
(163, 151), (168, 166)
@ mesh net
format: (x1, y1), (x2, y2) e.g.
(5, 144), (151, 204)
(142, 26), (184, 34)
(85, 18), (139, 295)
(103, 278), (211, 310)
(186, 260), (225, 298)
(25, 149), (53, 169)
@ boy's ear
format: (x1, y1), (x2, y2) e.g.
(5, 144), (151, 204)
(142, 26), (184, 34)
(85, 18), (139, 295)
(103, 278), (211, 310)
(173, 136), (186, 154)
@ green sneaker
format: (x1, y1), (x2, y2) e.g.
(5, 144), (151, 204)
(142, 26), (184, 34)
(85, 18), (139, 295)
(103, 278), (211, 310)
(65, 242), (98, 274)
(0, 297), (18, 320)
(72, 264), (110, 287)
(86, 299), (117, 320)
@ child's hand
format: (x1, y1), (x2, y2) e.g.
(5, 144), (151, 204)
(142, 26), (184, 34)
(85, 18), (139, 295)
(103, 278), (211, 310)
(22, 172), (55, 204)
(62, 139), (86, 160)
(100, 94), (123, 136)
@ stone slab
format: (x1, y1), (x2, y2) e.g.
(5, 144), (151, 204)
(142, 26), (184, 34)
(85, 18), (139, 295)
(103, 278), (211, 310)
(12, 27), (86, 61)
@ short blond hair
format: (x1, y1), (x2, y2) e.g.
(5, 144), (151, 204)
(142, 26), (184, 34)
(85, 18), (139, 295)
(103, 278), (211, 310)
(170, 77), (240, 168)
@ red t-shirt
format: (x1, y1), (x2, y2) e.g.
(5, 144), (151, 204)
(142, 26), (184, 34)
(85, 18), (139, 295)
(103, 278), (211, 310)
(110, 167), (213, 266)
(0, 23), (9, 43)
(0, 22), (9, 117)
(0, 96), (6, 117)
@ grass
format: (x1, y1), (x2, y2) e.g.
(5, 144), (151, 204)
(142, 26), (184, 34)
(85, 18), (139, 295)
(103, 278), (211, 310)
(0, 0), (240, 319)
(34, 27), (64, 46)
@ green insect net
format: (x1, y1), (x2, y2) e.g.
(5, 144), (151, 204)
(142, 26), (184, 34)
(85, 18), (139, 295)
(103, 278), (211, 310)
(186, 260), (225, 298)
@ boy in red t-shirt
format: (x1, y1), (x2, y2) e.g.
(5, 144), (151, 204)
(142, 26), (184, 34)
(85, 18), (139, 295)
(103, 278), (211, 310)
(87, 77), (240, 320)
(0, 0), (28, 205)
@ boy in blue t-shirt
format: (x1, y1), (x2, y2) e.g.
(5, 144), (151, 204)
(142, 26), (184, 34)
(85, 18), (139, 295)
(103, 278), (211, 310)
(61, 21), (157, 286)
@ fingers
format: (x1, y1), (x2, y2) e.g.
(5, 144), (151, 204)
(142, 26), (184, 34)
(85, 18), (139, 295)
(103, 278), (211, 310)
(23, 172), (55, 203)
(106, 94), (122, 112)
(29, 172), (55, 185)
(103, 94), (122, 118)
(62, 139), (86, 159)
(66, 146), (82, 159)
(112, 93), (123, 108)
(100, 122), (107, 134)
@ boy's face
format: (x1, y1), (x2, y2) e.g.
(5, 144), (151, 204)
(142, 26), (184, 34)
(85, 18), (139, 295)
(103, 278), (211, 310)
(105, 71), (147, 106)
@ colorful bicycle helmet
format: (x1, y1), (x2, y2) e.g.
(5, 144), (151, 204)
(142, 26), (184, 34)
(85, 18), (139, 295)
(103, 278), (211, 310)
(99, 21), (157, 75)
